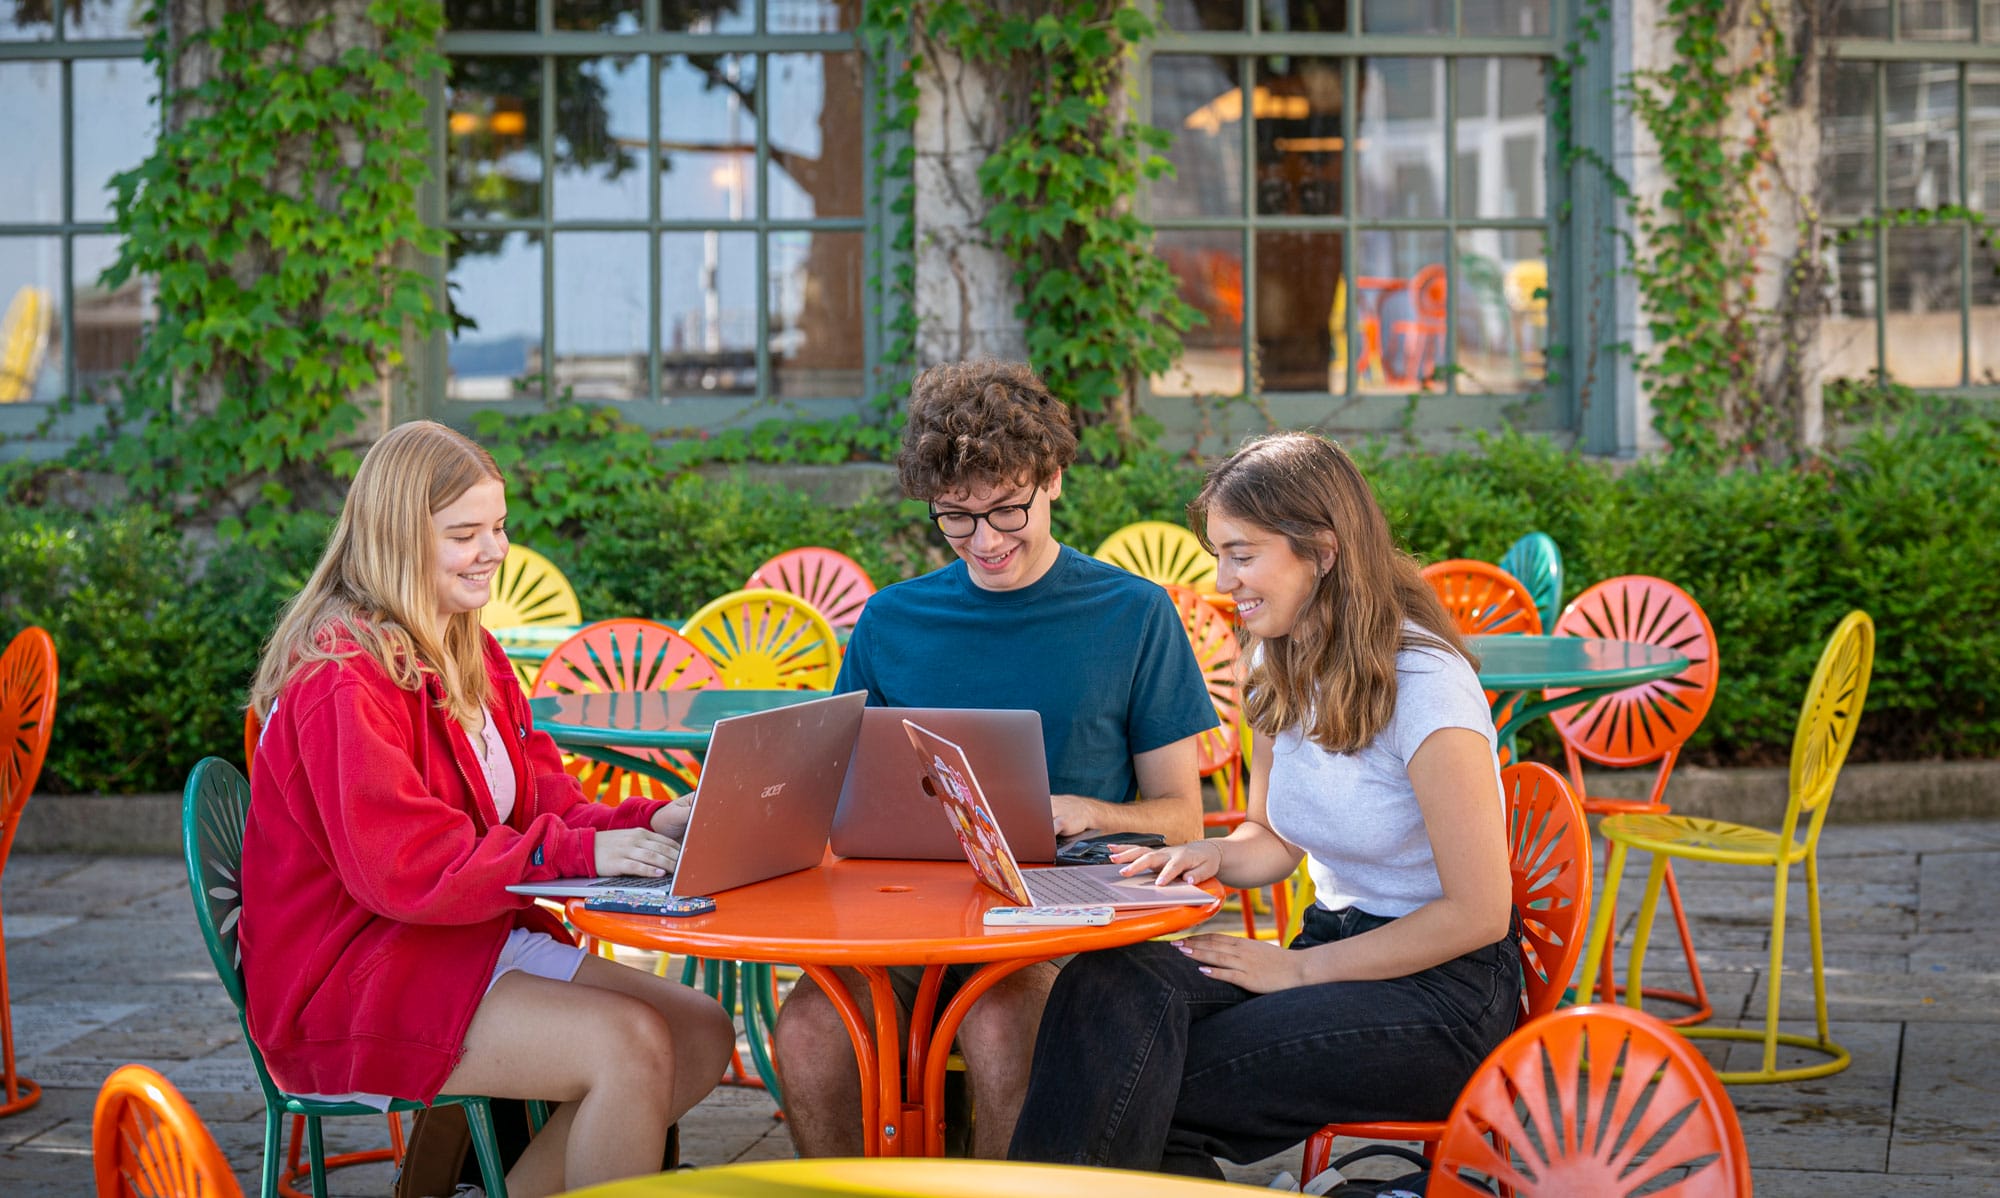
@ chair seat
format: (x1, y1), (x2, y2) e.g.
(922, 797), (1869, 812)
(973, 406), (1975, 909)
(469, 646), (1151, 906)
(1579, 794), (1667, 818)
(1600, 813), (1808, 866)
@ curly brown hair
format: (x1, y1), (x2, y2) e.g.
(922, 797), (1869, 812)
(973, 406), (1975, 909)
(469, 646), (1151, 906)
(895, 360), (1078, 500)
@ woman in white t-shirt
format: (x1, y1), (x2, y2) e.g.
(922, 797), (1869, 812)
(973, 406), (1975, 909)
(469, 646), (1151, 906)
(1010, 432), (1520, 1177)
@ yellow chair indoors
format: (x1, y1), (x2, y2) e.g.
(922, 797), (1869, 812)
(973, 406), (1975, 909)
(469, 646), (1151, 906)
(1093, 521), (1218, 593)
(1576, 610), (1875, 1084)
(681, 587), (841, 690)
(0, 285), (53, 403)
(480, 543), (583, 691)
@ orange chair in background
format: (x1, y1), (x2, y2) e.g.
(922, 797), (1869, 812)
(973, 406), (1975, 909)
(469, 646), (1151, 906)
(1420, 560), (1542, 637)
(1428, 1005), (1752, 1197)
(94, 1063), (245, 1198)
(0, 625), (57, 1118)
(1389, 263), (1448, 388)
(531, 619), (721, 802)
(1551, 575), (1720, 1025)
(1301, 762), (1592, 1180)
(747, 547), (877, 630)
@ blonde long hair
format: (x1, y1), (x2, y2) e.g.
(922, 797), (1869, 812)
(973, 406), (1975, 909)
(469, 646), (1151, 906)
(249, 421), (503, 727)
(1190, 432), (1472, 754)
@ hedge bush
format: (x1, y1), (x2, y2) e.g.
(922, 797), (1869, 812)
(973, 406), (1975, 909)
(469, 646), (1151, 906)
(4, 411), (1993, 794)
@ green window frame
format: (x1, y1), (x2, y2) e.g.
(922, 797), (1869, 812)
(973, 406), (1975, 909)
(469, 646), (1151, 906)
(1827, 1), (2000, 395)
(1137, 0), (1581, 444)
(428, 0), (890, 430)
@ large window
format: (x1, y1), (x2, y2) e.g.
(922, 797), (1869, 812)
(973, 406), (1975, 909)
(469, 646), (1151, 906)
(1143, 1), (1561, 434)
(1824, 2), (1999, 390)
(437, 0), (872, 423)
(0, 1), (152, 412)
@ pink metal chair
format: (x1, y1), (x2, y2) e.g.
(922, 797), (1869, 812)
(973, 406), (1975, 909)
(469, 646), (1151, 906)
(746, 547), (877, 630)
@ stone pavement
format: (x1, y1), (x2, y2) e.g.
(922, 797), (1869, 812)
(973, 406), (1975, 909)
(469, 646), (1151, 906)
(6, 818), (2000, 1195)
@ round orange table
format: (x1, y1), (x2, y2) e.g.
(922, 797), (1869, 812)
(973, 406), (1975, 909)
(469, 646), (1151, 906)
(567, 858), (1221, 1158)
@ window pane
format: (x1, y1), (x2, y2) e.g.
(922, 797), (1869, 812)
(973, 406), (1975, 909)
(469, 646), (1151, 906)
(448, 57), (544, 222)
(1820, 234), (1879, 381)
(0, 4), (52, 39)
(1461, 0), (1552, 37)
(553, 56), (649, 220)
(1256, 56), (1343, 217)
(1164, 0), (1244, 31)
(1253, 230), (1344, 394)
(447, 233), (543, 402)
(72, 59), (156, 224)
(67, 0), (144, 37)
(1971, 65), (2000, 214)
(1885, 62), (1958, 208)
(72, 233), (144, 401)
(769, 52), (864, 220)
(554, 1), (641, 32)
(1358, 58), (1445, 219)
(674, 0), (752, 33)
(661, 54), (757, 222)
(1154, 229), (1244, 397)
(1364, 0), (1446, 34)
(0, 63), (60, 223)
(1356, 230), (1447, 391)
(662, 230), (755, 395)
(554, 233), (649, 400)
(445, 0), (536, 31)
(1823, 60), (1876, 219)
(770, 0), (858, 33)
(1987, 0), (2000, 40)
(1885, 227), (1962, 386)
(0, 237), (63, 402)
(1261, 0), (1344, 31)
(1152, 55), (1244, 218)
(1455, 58), (1544, 218)
(770, 230), (862, 397)
(1900, 0), (1974, 38)
(1834, 0), (1891, 36)
(1458, 229), (1544, 393)
(1975, 237), (2000, 382)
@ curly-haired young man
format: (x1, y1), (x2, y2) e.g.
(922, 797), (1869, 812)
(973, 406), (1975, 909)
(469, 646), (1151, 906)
(770, 360), (1217, 1159)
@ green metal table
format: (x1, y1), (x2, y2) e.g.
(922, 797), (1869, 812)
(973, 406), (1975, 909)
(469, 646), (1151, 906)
(1469, 634), (1689, 755)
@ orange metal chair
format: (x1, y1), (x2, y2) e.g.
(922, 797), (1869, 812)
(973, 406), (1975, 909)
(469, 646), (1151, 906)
(531, 618), (721, 803)
(1551, 575), (1721, 1025)
(1388, 263), (1448, 387)
(0, 625), (56, 1118)
(94, 1063), (245, 1198)
(1428, 1004), (1752, 1197)
(1301, 762), (1592, 1180)
(746, 547), (877, 630)
(1421, 559), (1543, 637)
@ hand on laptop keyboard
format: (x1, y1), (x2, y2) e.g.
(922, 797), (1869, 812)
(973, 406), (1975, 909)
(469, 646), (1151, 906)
(594, 827), (681, 878)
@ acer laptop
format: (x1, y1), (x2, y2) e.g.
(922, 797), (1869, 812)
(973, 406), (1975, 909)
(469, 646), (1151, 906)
(901, 719), (1212, 911)
(508, 690), (866, 900)
(832, 707), (1060, 863)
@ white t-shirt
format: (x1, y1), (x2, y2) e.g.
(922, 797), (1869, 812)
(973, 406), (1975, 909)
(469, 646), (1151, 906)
(1264, 636), (1502, 918)
(477, 707), (517, 825)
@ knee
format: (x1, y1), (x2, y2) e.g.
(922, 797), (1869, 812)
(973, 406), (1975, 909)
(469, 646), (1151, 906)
(773, 983), (852, 1080)
(958, 986), (1046, 1060)
(686, 993), (736, 1062)
(583, 998), (678, 1084)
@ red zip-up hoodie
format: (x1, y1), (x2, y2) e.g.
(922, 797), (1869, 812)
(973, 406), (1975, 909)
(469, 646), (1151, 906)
(241, 631), (665, 1102)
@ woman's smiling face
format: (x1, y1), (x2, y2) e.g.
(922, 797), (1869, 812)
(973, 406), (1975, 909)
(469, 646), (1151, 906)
(1206, 508), (1332, 639)
(431, 478), (508, 618)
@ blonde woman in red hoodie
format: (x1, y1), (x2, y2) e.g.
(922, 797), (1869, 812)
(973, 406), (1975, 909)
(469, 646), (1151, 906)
(241, 421), (734, 1198)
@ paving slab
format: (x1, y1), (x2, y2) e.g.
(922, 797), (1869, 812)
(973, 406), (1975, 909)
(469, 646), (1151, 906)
(1888, 1021), (2000, 1174)
(1720, 1020), (1900, 1173)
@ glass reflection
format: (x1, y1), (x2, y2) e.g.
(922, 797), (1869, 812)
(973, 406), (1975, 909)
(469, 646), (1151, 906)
(1154, 229), (1244, 397)
(1833, 0), (1890, 36)
(1355, 230), (1447, 393)
(1822, 60), (1876, 219)
(1151, 56), (1243, 218)
(554, 0), (641, 32)
(1364, 0), (1446, 34)
(1164, 0), (1242, 31)
(1973, 228), (1998, 384)
(1261, 0), (1343, 31)
(1461, 0), (1552, 37)
(670, 0), (752, 33)
(770, 230), (863, 398)
(447, 233), (543, 402)
(1819, 234), (1878, 381)
(73, 233), (144, 401)
(72, 58), (156, 224)
(1457, 229), (1544, 394)
(0, 63), (60, 222)
(1255, 57), (1343, 217)
(1454, 58), (1544, 218)
(66, 0), (143, 38)
(445, 0), (536, 31)
(1885, 62), (1958, 209)
(554, 233), (650, 401)
(0, 1), (51, 39)
(660, 54), (757, 222)
(1900, 0), (1973, 38)
(1987, 0), (1999, 41)
(448, 57), (544, 222)
(0, 237), (62, 402)
(554, 56), (648, 220)
(1886, 227), (1963, 386)
(770, 53), (864, 220)
(769, 0), (859, 33)
(1970, 66), (1998, 214)
(1358, 58), (1445, 219)
(661, 231), (755, 395)
(1252, 230), (1343, 393)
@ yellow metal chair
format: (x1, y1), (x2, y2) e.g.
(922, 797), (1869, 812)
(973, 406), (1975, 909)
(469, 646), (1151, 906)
(480, 543), (583, 692)
(0, 286), (52, 404)
(1577, 610), (1875, 1083)
(680, 587), (841, 690)
(1092, 521), (1217, 593)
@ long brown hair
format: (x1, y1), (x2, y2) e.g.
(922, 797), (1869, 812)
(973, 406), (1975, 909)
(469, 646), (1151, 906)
(249, 421), (504, 726)
(1189, 432), (1472, 754)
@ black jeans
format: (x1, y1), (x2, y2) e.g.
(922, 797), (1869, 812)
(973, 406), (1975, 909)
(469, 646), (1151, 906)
(1007, 906), (1522, 1177)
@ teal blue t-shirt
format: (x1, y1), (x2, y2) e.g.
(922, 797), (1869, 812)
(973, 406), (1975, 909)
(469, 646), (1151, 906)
(834, 545), (1218, 804)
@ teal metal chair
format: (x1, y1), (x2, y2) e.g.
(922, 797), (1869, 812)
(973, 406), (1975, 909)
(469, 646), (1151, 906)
(1498, 531), (1565, 633)
(182, 757), (514, 1198)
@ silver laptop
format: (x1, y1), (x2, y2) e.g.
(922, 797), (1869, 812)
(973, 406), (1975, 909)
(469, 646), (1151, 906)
(832, 707), (1060, 863)
(901, 719), (1212, 910)
(508, 690), (866, 900)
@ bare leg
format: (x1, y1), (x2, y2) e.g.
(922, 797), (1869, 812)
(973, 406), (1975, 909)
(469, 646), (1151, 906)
(771, 968), (873, 1157)
(953, 961), (1058, 1159)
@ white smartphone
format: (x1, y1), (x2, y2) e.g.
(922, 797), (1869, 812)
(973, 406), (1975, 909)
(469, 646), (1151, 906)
(982, 905), (1115, 927)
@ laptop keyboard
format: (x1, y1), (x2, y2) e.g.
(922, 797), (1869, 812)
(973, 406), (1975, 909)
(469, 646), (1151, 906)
(1024, 868), (1122, 905)
(593, 874), (676, 889)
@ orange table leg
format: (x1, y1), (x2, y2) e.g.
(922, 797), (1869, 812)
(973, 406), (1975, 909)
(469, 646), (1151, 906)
(800, 963), (918, 1156)
(918, 957), (1051, 1157)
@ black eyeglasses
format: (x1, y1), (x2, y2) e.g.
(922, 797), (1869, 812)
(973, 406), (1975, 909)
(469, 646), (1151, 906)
(928, 497), (1035, 539)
